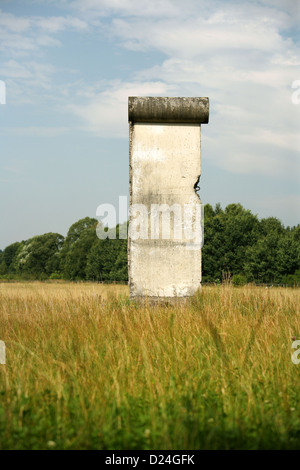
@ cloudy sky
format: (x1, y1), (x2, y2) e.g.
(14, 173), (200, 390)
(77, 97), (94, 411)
(0, 0), (299, 249)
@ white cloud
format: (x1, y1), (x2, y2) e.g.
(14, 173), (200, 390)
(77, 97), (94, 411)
(35, 15), (88, 33)
(0, 59), (33, 79)
(0, 11), (32, 32)
(259, 0), (300, 25)
(0, 8), (88, 57)
(0, 127), (69, 137)
(68, 80), (175, 137)
(71, 0), (186, 18)
(0, 59), (57, 104)
(242, 129), (300, 154)
(0, 8), (89, 104)
(90, 1), (298, 178)
(36, 34), (62, 47)
(111, 15), (286, 57)
(1, 0), (299, 181)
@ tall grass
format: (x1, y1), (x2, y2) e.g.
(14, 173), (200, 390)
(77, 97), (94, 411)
(0, 282), (299, 449)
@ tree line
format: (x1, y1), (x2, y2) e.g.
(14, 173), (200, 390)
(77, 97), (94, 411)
(0, 203), (299, 285)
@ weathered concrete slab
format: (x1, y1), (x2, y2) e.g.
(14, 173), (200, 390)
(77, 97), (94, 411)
(128, 97), (209, 302)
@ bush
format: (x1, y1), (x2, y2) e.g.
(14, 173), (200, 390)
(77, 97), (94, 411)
(280, 270), (300, 286)
(232, 274), (247, 286)
(49, 272), (63, 280)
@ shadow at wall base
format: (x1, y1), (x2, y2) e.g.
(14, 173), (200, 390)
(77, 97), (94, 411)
(129, 291), (201, 306)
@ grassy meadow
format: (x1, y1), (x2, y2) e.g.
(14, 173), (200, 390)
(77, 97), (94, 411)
(0, 281), (299, 450)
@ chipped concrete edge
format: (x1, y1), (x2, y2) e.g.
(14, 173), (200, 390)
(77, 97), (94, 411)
(128, 121), (133, 296)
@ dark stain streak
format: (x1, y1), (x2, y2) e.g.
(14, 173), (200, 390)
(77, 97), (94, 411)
(194, 175), (201, 193)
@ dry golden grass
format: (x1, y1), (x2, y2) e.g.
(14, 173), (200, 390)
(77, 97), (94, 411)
(0, 282), (299, 449)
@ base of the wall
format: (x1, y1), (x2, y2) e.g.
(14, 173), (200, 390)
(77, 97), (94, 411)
(129, 295), (197, 306)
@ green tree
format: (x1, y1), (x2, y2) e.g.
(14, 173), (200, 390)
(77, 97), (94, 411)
(60, 217), (98, 279)
(109, 239), (128, 282)
(86, 238), (125, 282)
(16, 233), (64, 277)
(63, 226), (98, 280)
(86, 224), (128, 282)
(0, 249), (6, 275)
(244, 222), (300, 283)
(2, 242), (23, 274)
(202, 203), (260, 281)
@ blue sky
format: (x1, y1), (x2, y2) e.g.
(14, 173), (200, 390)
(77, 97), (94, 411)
(0, 0), (299, 249)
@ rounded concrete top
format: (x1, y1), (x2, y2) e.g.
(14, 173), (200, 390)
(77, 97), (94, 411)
(128, 97), (209, 124)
